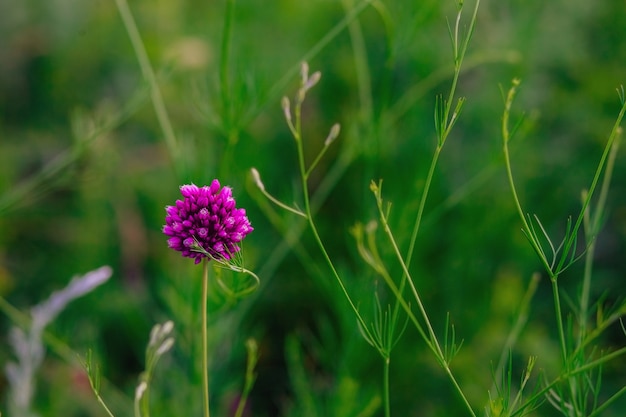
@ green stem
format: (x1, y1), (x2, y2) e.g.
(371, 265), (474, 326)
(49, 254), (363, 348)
(377, 195), (476, 417)
(292, 96), (374, 346)
(404, 145), (441, 272)
(233, 339), (258, 417)
(555, 97), (626, 274)
(383, 357), (391, 417)
(113, 0), (178, 163)
(220, 0), (235, 136)
(579, 131), (620, 345)
(501, 80), (553, 275)
(201, 260), (211, 417)
(550, 277), (568, 369)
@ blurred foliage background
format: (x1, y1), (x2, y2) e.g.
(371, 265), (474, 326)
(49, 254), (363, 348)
(1, 0), (625, 416)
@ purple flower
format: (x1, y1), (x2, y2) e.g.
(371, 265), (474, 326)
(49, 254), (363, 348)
(163, 180), (253, 264)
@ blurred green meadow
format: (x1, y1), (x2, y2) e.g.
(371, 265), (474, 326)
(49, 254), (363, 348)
(1, 0), (625, 416)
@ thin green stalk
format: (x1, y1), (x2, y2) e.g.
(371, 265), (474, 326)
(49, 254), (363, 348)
(140, 375), (151, 417)
(233, 339), (259, 417)
(401, 0), (481, 317)
(405, 0), (480, 261)
(87, 364), (117, 417)
(404, 145), (442, 273)
(588, 385), (626, 417)
(291, 89), (375, 347)
(501, 82), (576, 396)
(501, 79), (553, 276)
(554, 96), (626, 274)
(491, 272), (540, 395)
(342, 0), (374, 124)
(300, 151), (372, 342)
(569, 345), (626, 377)
(377, 196), (477, 417)
(220, 0), (235, 132)
(550, 278), (569, 369)
(579, 130), (621, 344)
(244, 0), (374, 129)
(113, 0), (178, 162)
(383, 357), (391, 417)
(201, 260), (211, 417)
(502, 80), (569, 372)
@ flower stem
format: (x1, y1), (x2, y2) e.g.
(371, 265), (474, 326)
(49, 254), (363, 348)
(201, 260), (211, 417)
(383, 357), (391, 417)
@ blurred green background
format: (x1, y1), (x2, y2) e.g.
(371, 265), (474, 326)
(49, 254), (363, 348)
(1, 0), (625, 416)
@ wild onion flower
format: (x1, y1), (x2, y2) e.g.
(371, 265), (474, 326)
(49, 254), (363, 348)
(163, 181), (253, 264)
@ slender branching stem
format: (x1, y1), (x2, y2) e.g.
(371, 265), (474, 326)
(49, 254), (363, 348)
(501, 80), (569, 372)
(374, 188), (476, 416)
(291, 87), (375, 346)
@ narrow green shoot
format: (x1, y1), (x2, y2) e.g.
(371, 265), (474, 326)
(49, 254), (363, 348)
(84, 350), (117, 417)
(233, 339), (259, 417)
(113, 0), (178, 165)
(502, 80), (626, 415)
(259, 61), (375, 352)
(370, 181), (477, 417)
(201, 261), (211, 417)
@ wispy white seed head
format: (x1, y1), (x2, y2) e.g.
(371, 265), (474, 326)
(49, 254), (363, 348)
(300, 62), (309, 85)
(148, 323), (162, 347)
(155, 337), (175, 356)
(161, 320), (174, 336)
(31, 266), (113, 331)
(324, 123), (341, 146)
(251, 168), (265, 191)
(304, 71), (321, 91)
(281, 96), (291, 122)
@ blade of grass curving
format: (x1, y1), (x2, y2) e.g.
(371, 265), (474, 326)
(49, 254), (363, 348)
(242, 0), (375, 127)
(219, 0), (235, 137)
(233, 339), (259, 417)
(114, 0), (178, 168)
(342, 0), (374, 125)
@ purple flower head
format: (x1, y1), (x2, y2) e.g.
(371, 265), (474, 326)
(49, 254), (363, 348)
(163, 180), (253, 264)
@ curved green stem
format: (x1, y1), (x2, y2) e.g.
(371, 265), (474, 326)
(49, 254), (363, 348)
(290, 85), (375, 346)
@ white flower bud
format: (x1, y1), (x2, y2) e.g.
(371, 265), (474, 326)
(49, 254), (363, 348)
(251, 168), (265, 191)
(304, 71), (321, 91)
(281, 96), (291, 122)
(324, 123), (341, 146)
